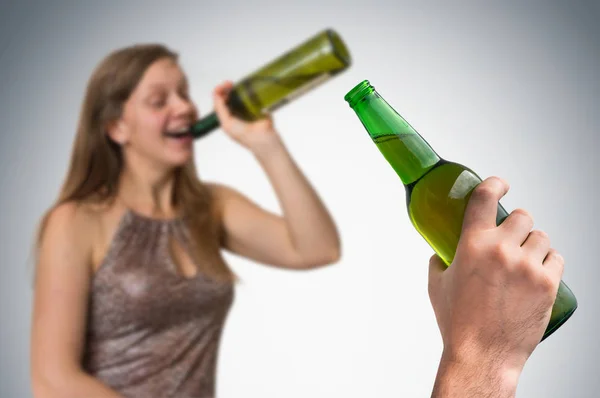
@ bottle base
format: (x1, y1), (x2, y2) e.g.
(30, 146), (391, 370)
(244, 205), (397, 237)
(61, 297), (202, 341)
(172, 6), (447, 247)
(541, 304), (578, 342)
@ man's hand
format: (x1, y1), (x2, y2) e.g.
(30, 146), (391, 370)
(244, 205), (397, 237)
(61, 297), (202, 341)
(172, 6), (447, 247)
(428, 176), (564, 397)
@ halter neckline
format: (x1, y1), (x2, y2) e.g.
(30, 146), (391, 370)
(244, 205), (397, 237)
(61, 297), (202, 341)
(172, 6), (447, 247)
(125, 207), (183, 223)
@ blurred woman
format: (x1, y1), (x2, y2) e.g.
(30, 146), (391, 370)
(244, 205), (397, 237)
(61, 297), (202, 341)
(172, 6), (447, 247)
(30, 44), (341, 398)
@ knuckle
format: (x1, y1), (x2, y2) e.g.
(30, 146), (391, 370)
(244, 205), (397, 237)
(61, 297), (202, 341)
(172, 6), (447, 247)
(462, 235), (483, 255)
(517, 255), (538, 278)
(477, 181), (496, 195)
(549, 249), (564, 264)
(491, 242), (513, 265)
(486, 175), (506, 187)
(547, 250), (565, 279)
(558, 253), (565, 268)
(472, 184), (496, 202)
(538, 274), (557, 293)
(512, 208), (533, 222)
(556, 257), (565, 277)
(530, 229), (549, 240)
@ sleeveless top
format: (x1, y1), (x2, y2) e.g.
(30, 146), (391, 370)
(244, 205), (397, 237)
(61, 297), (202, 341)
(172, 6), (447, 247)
(82, 208), (235, 398)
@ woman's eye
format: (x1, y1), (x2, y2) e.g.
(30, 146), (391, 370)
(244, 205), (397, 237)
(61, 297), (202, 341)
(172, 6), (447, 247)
(149, 98), (166, 108)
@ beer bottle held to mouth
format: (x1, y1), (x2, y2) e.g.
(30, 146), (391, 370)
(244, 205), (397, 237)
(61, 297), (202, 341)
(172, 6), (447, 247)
(192, 28), (351, 139)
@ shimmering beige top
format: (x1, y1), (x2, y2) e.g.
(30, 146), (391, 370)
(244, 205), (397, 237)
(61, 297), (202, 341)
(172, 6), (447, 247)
(82, 209), (234, 398)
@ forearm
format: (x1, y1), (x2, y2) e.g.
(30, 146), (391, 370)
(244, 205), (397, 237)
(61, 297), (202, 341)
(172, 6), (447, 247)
(253, 135), (340, 261)
(431, 353), (520, 398)
(33, 369), (123, 398)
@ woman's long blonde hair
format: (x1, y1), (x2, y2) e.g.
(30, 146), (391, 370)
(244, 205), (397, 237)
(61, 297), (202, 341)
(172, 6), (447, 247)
(35, 43), (234, 282)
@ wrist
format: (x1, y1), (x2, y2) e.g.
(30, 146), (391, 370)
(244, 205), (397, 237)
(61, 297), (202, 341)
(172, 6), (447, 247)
(249, 132), (286, 161)
(432, 349), (522, 398)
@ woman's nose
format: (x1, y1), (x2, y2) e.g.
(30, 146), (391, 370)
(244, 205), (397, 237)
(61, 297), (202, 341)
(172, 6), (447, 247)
(172, 95), (195, 118)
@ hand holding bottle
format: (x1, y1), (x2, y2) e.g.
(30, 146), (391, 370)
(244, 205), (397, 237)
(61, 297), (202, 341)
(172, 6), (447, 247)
(428, 176), (565, 397)
(213, 80), (281, 154)
(345, 80), (576, 341)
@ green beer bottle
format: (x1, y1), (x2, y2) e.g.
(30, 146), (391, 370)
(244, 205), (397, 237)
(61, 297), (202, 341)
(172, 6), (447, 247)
(191, 28), (351, 139)
(345, 80), (577, 341)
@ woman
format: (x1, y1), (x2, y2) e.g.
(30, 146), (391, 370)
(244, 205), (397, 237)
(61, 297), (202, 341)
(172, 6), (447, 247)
(30, 44), (341, 398)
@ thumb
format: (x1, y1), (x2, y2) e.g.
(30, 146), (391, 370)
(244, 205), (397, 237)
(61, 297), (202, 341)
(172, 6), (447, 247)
(428, 254), (445, 299)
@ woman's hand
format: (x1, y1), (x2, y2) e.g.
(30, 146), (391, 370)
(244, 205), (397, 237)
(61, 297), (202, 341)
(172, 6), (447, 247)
(213, 80), (280, 154)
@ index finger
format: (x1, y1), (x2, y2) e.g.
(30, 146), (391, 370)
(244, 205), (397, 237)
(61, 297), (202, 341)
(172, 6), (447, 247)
(213, 80), (234, 98)
(212, 81), (234, 122)
(462, 176), (510, 233)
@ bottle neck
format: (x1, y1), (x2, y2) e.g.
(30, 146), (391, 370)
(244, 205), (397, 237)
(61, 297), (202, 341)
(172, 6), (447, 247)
(346, 81), (441, 185)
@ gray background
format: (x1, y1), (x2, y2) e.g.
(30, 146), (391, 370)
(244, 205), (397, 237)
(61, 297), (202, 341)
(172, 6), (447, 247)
(1, 0), (598, 397)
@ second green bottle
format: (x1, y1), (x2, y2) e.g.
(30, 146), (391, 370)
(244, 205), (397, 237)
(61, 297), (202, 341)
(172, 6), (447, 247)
(344, 80), (577, 342)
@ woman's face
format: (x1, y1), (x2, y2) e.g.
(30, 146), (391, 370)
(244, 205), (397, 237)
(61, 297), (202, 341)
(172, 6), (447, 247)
(110, 57), (199, 168)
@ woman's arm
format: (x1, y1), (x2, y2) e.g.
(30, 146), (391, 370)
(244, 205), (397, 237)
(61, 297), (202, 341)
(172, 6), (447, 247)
(30, 203), (123, 398)
(210, 81), (341, 270)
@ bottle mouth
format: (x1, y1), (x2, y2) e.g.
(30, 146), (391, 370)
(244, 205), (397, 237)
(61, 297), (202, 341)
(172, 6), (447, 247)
(344, 80), (375, 108)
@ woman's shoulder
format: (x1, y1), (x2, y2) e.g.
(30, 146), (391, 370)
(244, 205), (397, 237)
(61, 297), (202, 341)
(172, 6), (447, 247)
(202, 181), (262, 224)
(42, 199), (127, 267)
(203, 181), (244, 214)
(36, 201), (101, 271)
(44, 201), (99, 232)
(204, 181), (247, 203)
(42, 199), (118, 245)
(204, 181), (229, 196)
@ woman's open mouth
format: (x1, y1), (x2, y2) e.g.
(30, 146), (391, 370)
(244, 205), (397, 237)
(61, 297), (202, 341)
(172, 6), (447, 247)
(164, 128), (193, 143)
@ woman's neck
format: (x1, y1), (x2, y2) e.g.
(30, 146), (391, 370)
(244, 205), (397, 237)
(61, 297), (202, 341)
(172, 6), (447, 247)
(117, 157), (179, 219)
